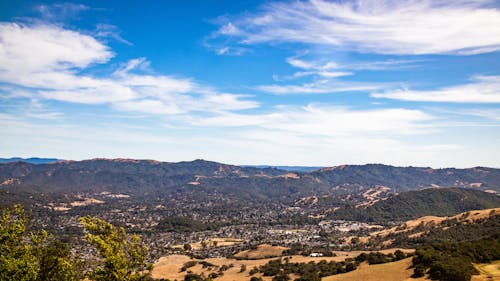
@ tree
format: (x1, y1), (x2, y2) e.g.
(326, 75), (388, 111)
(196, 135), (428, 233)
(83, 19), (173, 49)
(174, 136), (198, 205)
(79, 216), (152, 281)
(0, 205), (80, 281)
(37, 240), (83, 281)
(0, 205), (38, 281)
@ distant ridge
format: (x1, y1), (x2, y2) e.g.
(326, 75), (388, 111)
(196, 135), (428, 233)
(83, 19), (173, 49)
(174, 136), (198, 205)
(0, 157), (60, 164)
(245, 165), (323, 172)
(1, 158), (500, 203)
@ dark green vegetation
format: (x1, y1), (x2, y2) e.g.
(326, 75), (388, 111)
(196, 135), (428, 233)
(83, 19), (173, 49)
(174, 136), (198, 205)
(333, 188), (500, 222)
(412, 236), (500, 281)
(413, 212), (500, 244)
(0, 205), (151, 281)
(0, 205), (81, 281)
(359, 210), (500, 251)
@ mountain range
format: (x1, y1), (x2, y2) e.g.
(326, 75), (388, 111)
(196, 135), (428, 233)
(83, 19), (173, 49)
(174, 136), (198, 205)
(0, 158), (499, 203)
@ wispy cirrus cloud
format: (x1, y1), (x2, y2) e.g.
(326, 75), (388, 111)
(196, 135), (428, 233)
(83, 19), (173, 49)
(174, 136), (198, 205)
(212, 0), (500, 55)
(258, 80), (383, 95)
(259, 55), (397, 95)
(35, 3), (90, 22)
(0, 22), (258, 115)
(285, 56), (421, 73)
(372, 75), (500, 103)
(94, 23), (132, 45)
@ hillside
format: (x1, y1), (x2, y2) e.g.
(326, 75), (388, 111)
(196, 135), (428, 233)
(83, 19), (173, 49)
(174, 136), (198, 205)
(1, 159), (499, 202)
(313, 164), (500, 191)
(0, 159), (289, 196)
(333, 188), (500, 222)
(322, 258), (419, 281)
(350, 208), (500, 248)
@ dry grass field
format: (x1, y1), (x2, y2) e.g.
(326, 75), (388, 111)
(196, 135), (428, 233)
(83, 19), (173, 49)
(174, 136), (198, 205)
(347, 208), (500, 246)
(472, 260), (500, 281)
(151, 248), (415, 281)
(233, 244), (288, 259)
(323, 258), (426, 281)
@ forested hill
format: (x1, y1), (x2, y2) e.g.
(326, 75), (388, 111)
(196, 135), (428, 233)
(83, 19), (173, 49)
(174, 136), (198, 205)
(333, 188), (500, 222)
(311, 164), (500, 190)
(0, 159), (499, 201)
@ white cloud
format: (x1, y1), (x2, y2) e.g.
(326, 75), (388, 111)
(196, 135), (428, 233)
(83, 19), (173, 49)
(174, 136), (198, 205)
(267, 55), (419, 93)
(0, 23), (257, 114)
(0, 23), (112, 75)
(287, 57), (421, 72)
(1, 20), (497, 167)
(193, 104), (435, 136)
(258, 80), (382, 94)
(4, 106), (474, 168)
(36, 3), (90, 22)
(463, 109), (500, 121)
(372, 75), (500, 103)
(94, 23), (132, 45)
(280, 57), (352, 80)
(214, 0), (500, 55)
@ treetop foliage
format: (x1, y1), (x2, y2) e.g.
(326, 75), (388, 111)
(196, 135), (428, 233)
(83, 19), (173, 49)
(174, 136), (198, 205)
(79, 216), (152, 281)
(0, 205), (151, 281)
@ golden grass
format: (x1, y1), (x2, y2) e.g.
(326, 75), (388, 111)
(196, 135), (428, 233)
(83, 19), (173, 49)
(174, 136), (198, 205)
(151, 248), (415, 281)
(351, 208), (500, 246)
(234, 244), (288, 259)
(473, 260), (500, 281)
(323, 258), (426, 281)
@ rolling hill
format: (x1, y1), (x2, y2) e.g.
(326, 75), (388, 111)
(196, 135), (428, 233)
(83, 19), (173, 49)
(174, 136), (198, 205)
(333, 188), (500, 222)
(0, 159), (499, 203)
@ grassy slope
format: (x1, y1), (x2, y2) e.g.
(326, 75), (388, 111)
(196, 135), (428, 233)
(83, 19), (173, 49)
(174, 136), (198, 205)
(334, 188), (500, 222)
(322, 258), (423, 281)
(151, 249), (414, 281)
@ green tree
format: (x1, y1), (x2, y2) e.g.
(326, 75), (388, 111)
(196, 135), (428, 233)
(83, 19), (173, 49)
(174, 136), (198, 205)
(37, 240), (83, 281)
(79, 216), (152, 281)
(0, 205), (38, 281)
(0, 205), (80, 281)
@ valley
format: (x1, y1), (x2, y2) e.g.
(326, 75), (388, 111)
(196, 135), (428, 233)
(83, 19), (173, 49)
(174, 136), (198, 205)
(1, 158), (499, 280)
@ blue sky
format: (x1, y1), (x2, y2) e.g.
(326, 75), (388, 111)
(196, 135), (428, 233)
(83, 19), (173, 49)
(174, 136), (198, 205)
(1, 0), (500, 167)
